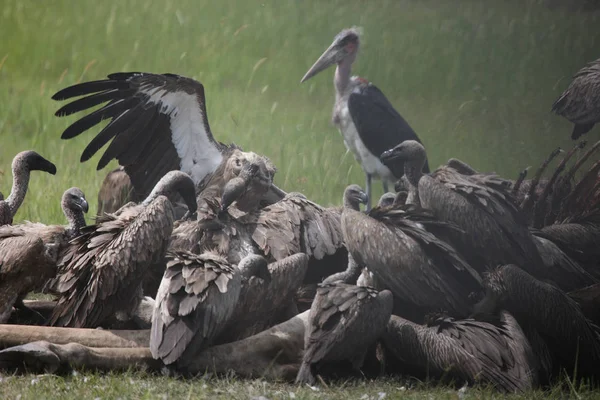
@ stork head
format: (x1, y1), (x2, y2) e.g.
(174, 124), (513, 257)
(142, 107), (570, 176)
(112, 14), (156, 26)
(301, 27), (362, 83)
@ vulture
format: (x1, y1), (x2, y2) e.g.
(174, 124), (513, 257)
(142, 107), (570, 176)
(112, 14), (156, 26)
(0, 150), (57, 225)
(150, 251), (270, 372)
(49, 171), (197, 328)
(341, 184), (482, 322)
(96, 166), (133, 217)
(52, 72), (286, 210)
(0, 231), (58, 323)
(552, 57), (600, 140)
(296, 255), (393, 385)
(300, 27), (429, 210)
(0, 187), (89, 320)
(380, 140), (546, 278)
(383, 311), (538, 393)
(474, 264), (600, 381)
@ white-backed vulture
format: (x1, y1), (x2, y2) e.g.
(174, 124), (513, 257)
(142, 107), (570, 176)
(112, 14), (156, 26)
(49, 171), (197, 328)
(150, 251), (270, 371)
(474, 264), (600, 380)
(552, 57), (600, 140)
(341, 184), (482, 322)
(383, 312), (538, 393)
(0, 232), (58, 322)
(96, 166), (133, 217)
(0, 150), (57, 225)
(296, 254), (393, 385)
(380, 140), (546, 277)
(52, 72), (285, 207)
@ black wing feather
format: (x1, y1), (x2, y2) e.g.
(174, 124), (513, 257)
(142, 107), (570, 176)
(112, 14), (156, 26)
(348, 83), (430, 175)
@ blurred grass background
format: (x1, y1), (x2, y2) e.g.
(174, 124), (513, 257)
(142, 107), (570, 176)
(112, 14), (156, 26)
(0, 0), (599, 225)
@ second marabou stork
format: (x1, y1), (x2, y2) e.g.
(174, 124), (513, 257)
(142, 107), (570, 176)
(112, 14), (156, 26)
(301, 27), (429, 210)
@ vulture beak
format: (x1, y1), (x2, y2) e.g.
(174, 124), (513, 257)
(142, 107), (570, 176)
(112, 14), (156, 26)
(26, 152), (57, 175)
(79, 197), (89, 213)
(379, 147), (402, 164)
(301, 41), (343, 83)
(358, 190), (369, 205)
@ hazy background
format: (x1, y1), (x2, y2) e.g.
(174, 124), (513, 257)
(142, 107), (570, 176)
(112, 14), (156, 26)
(1, 0), (599, 224)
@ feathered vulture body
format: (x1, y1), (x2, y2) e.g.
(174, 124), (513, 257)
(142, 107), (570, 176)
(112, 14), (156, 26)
(0, 231), (58, 322)
(381, 141), (546, 277)
(383, 312), (538, 393)
(341, 185), (482, 321)
(552, 57), (600, 139)
(0, 151), (57, 225)
(475, 264), (600, 380)
(49, 171), (197, 328)
(151, 252), (269, 370)
(301, 27), (429, 210)
(96, 166), (133, 217)
(52, 72), (285, 208)
(0, 187), (89, 313)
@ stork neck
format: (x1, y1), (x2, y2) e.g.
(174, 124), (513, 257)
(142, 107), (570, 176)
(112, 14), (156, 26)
(6, 161), (30, 217)
(334, 58), (353, 97)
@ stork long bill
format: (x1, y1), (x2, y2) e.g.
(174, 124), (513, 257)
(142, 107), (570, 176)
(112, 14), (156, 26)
(300, 43), (340, 83)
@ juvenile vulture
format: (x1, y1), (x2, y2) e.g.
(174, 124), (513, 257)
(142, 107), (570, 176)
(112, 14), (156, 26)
(296, 255), (393, 385)
(380, 140), (546, 278)
(0, 232), (58, 323)
(96, 166), (133, 217)
(383, 311), (538, 393)
(475, 264), (600, 380)
(151, 251), (270, 371)
(49, 171), (197, 328)
(0, 151), (57, 225)
(52, 72), (285, 208)
(552, 57), (600, 140)
(0, 187), (89, 309)
(341, 184), (482, 322)
(300, 27), (429, 210)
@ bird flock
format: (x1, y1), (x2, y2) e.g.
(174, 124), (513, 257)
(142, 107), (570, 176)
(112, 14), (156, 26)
(1, 28), (600, 394)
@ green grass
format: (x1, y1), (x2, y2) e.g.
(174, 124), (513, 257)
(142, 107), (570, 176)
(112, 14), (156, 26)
(1, 0), (599, 396)
(1, 371), (598, 400)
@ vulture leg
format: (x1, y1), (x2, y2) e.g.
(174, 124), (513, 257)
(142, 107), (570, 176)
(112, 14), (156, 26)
(131, 296), (155, 329)
(365, 173), (372, 211)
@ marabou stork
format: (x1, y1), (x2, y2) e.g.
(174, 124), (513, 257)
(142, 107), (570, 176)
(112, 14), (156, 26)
(301, 27), (429, 210)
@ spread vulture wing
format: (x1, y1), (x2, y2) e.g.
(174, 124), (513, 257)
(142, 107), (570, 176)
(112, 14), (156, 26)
(52, 72), (225, 200)
(347, 82), (430, 175)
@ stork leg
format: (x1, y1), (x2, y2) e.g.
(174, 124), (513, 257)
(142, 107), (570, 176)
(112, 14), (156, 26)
(382, 181), (389, 194)
(365, 173), (372, 211)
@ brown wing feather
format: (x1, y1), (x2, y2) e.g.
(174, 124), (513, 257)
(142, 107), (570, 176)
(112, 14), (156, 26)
(150, 250), (240, 367)
(50, 197), (175, 328)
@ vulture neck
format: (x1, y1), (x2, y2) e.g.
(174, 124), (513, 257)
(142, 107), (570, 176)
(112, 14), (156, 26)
(6, 159), (30, 217)
(323, 254), (361, 285)
(403, 153), (427, 205)
(63, 205), (86, 239)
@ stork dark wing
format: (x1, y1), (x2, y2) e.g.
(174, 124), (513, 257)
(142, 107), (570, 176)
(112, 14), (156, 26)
(348, 83), (429, 175)
(53, 72), (224, 200)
